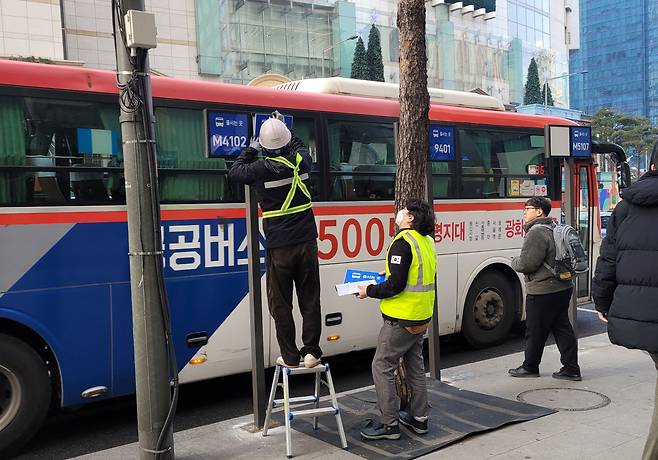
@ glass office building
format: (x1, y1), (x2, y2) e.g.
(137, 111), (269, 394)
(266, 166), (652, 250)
(570, 0), (658, 123)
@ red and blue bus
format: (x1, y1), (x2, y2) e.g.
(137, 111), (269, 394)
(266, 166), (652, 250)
(0, 59), (599, 454)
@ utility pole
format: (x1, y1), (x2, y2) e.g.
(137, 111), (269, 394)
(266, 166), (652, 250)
(113, 1), (175, 458)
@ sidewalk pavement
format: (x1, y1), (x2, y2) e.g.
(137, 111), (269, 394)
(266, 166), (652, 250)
(75, 332), (657, 460)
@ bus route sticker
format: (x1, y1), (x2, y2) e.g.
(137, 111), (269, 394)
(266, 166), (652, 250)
(253, 113), (293, 138)
(428, 124), (455, 161)
(207, 112), (249, 158)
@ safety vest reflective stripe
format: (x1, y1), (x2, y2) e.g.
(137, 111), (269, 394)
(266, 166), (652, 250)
(403, 232), (434, 292)
(262, 152), (312, 219)
(264, 173), (310, 189)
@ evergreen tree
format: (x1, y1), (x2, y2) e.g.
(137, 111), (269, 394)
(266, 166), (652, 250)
(350, 36), (367, 80)
(523, 58), (543, 105)
(542, 82), (555, 106)
(365, 25), (385, 82)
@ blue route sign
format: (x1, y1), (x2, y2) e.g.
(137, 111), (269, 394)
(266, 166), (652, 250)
(428, 124), (455, 161)
(207, 112), (249, 158)
(344, 269), (385, 284)
(570, 126), (591, 158)
(254, 113), (294, 138)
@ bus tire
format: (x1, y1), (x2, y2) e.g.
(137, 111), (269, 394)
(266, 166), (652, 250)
(0, 334), (51, 458)
(462, 272), (515, 349)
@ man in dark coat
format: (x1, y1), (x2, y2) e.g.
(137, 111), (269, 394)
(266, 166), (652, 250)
(228, 112), (322, 369)
(593, 146), (658, 460)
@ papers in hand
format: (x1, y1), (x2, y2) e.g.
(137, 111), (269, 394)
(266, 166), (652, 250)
(335, 280), (376, 296)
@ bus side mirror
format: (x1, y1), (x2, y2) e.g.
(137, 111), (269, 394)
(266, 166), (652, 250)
(617, 162), (632, 190)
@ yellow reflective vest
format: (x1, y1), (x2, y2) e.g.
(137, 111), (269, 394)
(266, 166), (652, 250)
(261, 152), (312, 219)
(380, 229), (436, 321)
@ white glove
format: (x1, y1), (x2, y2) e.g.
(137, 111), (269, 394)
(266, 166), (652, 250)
(272, 110), (285, 122)
(249, 137), (261, 152)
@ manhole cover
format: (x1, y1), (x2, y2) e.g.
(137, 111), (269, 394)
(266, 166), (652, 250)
(517, 388), (610, 411)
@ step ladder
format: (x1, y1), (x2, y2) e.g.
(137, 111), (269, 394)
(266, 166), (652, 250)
(262, 362), (347, 458)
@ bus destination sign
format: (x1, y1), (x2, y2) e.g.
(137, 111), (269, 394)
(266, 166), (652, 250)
(570, 126), (591, 158)
(428, 124), (455, 161)
(207, 112), (249, 158)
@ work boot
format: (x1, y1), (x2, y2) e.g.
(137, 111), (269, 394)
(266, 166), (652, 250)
(552, 368), (582, 381)
(399, 411), (428, 434)
(360, 420), (401, 440)
(508, 365), (539, 378)
(303, 354), (321, 368)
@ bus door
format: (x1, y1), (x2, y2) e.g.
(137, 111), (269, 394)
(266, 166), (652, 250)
(574, 161), (594, 301)
(561, 161), (595, 302)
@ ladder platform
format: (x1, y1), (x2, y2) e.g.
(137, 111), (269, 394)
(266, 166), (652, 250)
(284, 364), (328, 375)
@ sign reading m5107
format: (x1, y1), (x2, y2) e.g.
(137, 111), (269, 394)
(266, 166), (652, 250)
(570, 127), (591, 158)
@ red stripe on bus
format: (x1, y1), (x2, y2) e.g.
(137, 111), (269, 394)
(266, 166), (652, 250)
(0, 201), (561, 225)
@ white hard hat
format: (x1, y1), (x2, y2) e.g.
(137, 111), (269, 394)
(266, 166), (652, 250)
(259, 118), (291, 150)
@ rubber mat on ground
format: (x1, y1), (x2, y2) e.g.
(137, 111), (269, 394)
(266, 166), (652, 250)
(275, 380), (555, 459)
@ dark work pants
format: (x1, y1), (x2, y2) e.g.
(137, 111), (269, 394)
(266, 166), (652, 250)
(522, 288), (579, 374)
(266, 240), (322, 366)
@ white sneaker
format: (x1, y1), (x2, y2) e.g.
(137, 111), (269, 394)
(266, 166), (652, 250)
(303, 354), (321, 368)
(276, 356), (298, 368)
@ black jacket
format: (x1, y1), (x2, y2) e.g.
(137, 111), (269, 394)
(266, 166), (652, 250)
(593, 171), (658, 353)
(228, 135), (318, 249)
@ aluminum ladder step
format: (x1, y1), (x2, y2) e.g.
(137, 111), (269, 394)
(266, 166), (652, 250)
(263, 362), (348, 458)
(290, 406), (337, 420)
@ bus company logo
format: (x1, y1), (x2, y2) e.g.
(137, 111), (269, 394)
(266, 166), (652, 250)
(161, 222), (264, 272)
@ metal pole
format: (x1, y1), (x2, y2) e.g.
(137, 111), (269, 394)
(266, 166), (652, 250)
(246, 185), (267, 429)
(425, 164), (441, 381)
(113, 1), (174, 458)
(564, 158), (578, 335)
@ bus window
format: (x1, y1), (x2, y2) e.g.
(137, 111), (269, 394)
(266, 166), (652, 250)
(289, 117), (321, 200)
(155, 107), (232, 203)
(431, 161), (455, 198)
(459, 129), (547, 199)
(0, 95), (123, 205)
(327, 119), (395, 200)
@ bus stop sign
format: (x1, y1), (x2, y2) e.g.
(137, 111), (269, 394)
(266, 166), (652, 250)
(570, 127), (591, 158)
(428, 124), (455, 161)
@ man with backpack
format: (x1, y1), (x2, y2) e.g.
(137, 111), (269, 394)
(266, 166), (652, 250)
(509, 196), (582, 381)
(593, 147), (658, 460)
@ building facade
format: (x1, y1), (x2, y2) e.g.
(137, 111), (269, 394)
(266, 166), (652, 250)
(570, 0), (658, 123)
(0, 0), (578, 106)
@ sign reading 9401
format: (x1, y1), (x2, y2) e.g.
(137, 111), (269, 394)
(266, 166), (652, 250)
(428, 124), (455, 161)
(207, 112), (249, 158)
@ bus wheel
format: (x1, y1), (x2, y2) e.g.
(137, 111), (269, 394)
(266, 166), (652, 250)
(462, 272), (515, 348)
(0, 334), (51, 457)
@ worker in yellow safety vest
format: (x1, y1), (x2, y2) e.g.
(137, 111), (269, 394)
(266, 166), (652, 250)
(356, 198), (437, 440)
(228, 111), (321, 369)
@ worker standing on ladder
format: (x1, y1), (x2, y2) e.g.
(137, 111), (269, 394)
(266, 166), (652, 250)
(356, 199), (437, 440)
(229, 111), (322, 369)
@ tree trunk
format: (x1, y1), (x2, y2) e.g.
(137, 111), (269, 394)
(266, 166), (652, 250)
(395, 0), (430, 412)
(395, 0), (429, 213)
